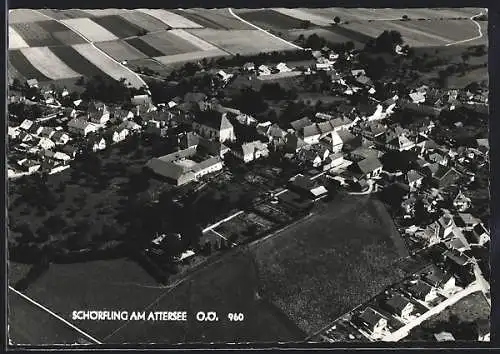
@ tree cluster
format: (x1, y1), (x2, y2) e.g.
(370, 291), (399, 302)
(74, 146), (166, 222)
(366, 30), (404, 53)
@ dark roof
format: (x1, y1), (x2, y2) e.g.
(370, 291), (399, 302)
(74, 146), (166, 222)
(290, 117), (313, 131)
(68, 118), (90, 130)
(357, 157), (382, 174)
(407, 170), (424, 184)
(408, 280), (433, 299)
(194, 110), (232, 131)
(51, 130), (67, 140)
(358, 307), (385, 328)
(443, 249), (470, 266)
(385, 294), (412, 313)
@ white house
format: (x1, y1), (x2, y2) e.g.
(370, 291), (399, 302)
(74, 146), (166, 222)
(53, 151), (72, 162)
(217, 70), (233, 82)
(87, 101), (110, 125)
(233, 141), (270, 163)
(258, 65), (271, 76)
(38, 137), (56, 150)
(51, 131), (71, 145)
(302, 124), (321, 145)
(409, 91), (426, 104)
(89, 136), (107, 152)
(111, 127), (129, 143)
(358, 307), (387, 337)
(367, 104), (385, 121)
(243, 62), (255, 71)
(68, 118), (98, 137)
(20, 119), (34, 131)
(276, 62), (292, 73)
(8, 126), (20, 140)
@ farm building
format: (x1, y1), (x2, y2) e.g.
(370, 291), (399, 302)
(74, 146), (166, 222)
(192, 110), (236, 143)
(68, 118), (98, 137)
(231, 140), (270, 163)
(384, 294), (414, 320)
(357, 307), (387, 336)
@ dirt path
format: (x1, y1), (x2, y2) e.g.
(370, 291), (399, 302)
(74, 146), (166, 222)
(446, 9), (486, 47)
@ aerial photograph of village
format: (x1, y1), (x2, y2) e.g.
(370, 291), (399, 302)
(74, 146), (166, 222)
(7, 6), (490, 346)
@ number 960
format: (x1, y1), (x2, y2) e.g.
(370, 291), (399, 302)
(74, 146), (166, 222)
(227, 313), (244, 321)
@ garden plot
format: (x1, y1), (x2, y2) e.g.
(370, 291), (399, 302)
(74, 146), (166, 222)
(154, 48), (227, 65)
(8, 9), (49, 24)
(91, 15), (147, 39)
(61, 18), (119, 42)
(118, 11), (169, 32)
(72, 43), (145, 88)
(10, 22), (65, 47)
(8, 27), (29, 50)
(173, 8), (255, 30)
(140, 31), (201, 55)
(187, 29), (297, 55)
(20, 47), (81, 80)
(9, 50), (50, 81)
(273, 8), (334, 26)
(96, 40), (149, 62)
(137, 9), (203, 28)
(253, 202), (294, 225)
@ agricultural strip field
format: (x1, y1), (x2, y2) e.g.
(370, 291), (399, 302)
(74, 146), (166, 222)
(273, 8), (334, 26)
(172, 8), (255, 30)
(10, 21), (81, 47)
(61, 18), (119, 42)
(251, 195), (409, 334)
(106, 251), (306, 343)
(82, 9), (130, 17)
(49, 45), (110, 80)
(137, 31), (200, 55)
(154, 49), (228, 66)
(37, 9), (92, 20)
(304, 8), (481, 22)
(235, 9), (309, 30)
(9, 50), (50, 81)
(8, 27), (29, 50)
(95, 40), (150, 62)
(118, 11), (170, 32)
(126, 58), (173, 76)
(19, 47), (81, 80)
(284, 28), (365, 48)
(125, 37), (165, 57)
(396, 19), (486, 43)
(137, 9), (203, 29)
(169, 29), (218, 50)
(8, 58), (25, 82)
(71, 43), (145, 88)
(8, 9), (49, 24)
(91, 15), (148, 39)
(8, 289), (84, 345)
(323, 25), (374, 44)
(187, 29), (298, 55)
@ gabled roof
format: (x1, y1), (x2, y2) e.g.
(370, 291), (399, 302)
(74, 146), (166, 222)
(357, 157), (382, 174)
(290, 117), (312, 131)
(68, 117), (90, 130)
(407, 170), (424, 184)
(317, 121), (334, 135)
(358, 307), (385, 328)
(303, 124), (321, 138)
(330, 116), (353, 128)
(194, 110), (233, 131)
(408, 280), (433, 299)
(385, 294), (412, 313)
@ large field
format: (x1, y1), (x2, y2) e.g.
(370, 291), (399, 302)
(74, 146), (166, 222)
(172, 8), (255, 30)
(251, 194), (409, 334)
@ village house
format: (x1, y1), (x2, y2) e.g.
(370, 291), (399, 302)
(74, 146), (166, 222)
(357, 307), (388, 337)
(17, 131), (34, 143)
(433, 166), (461, 189)
(67, 118), (98, 137)
(135, 101), (158, 117)
(453, 190), (472, 212)
(290, 117), (313, 133)
(477, 320), (490, 342)
(131, 94), (152, 106)
(26, 78), (39, 88)
(18, 158), (41, 173)
(109, 126), (129, 144)
(198, 137), (230, 158)
(384, 294), (414, 320)
(113, 108), (135, 123)
(146, 146), (223, 186)
(122, 120), (142, 133)
(302, 124), (321, 145)
(260, 123), (287, 150)
(298, 145), (330, 168)
(323, 152), (345, 171)
(38, 126), (56, 139)
(330, 117), (355, 131)
(406, 170), (424, 191)
(87, 134), (107, 152)
(231, 140), (270, 163)
(243, 62), (255, 71)
(409, 91), (426, 104)
(455, 213), (481, 230)
(422, 265), (456, 291)
(408, 279), (438, 303)
(87, 101), (110, 125)
(8, 126), (20, 140)
(320, 131), (344, 154)
(38, 137), (56, 150)
(434, 332), (456, 342)
(385, 133), (415, 152)
(285, 133), (307, 153)
(217, 70), (233, 83)
(353, 157), (383, 180)
(19, 119), (34, 131)
(50, 130), (71, 146)
(276, 62), (292, 73)
(288, 174), (328, 201)
(258, 64), (271, 76)
(353, 121), (386, 141)
(61, 144), (80, 158)
(468, 223), (490, 245)
(192, 110), (236, 143)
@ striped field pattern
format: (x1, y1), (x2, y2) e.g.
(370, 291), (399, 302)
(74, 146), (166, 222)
(137, 9), (203, 28)
(20, 47), (81, 79)
(8, 27), (30, 49)
(61, 18), (119, 42)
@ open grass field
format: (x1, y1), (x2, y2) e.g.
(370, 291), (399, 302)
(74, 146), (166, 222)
(37, 20), (88, 45)
(91, 15), (148, 39)
(137, 9), (203, 29)
(172, 8), (255, 30)
(396, 19), (486, 43)
(155, 49), (228, 65)
(9, 50), (50, 81)
(96, 40), (150, 62)
(139, 31), (201, 55)
(19, 47), (81, 80)
(8, 27), (30, 50)
(71, 43), (145, 88)
(236, 9), (309, 31)
(251, 194), (409, 334)
(61, 18), (119, 42)
(106, 251), (306, 343)
(188, 28), (297, 55)
(37, 9), (92, 20)
(9, 9), (50, 24)
(118, 11), (170, 32)
(169, 29), (219, 50)
(9, 289), (84, 345)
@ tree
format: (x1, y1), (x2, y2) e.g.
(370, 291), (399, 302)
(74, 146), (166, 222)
(297, 34), (305, 44)
(76, 76), (85, 86)
(333, 16), (341, 24)
(402, 14), (409, 21)
(300, 20), (311, 29)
